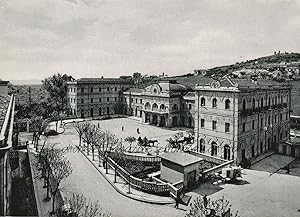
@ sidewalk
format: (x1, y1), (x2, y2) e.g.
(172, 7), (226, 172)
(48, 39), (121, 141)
(27, 144), (54, 217)
(78, 147), (175, 205)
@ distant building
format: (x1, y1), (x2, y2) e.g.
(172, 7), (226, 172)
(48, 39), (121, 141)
(66, 77), (133, 118)
(0, 93), (15, 216)
(194, 78), (292, 165)
(0, 80), (9, 95)
(123, 80), (195, 128)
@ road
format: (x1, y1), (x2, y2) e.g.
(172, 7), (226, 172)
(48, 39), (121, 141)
(46, 121), (186, 217)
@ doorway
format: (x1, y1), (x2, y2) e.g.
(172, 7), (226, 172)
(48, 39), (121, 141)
(187, 170), (196, 189)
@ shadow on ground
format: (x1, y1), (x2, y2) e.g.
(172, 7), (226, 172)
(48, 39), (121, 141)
(250, 154), (300, 178)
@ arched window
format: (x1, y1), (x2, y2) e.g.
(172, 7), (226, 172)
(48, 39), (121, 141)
(107, 107), (110, 115)
(99, 107), (102, 115)
(152, 103), (158, 110)
(224, 145), (231, 160)
(261, 97), (264, 107)
(90, 108), (94, 117)
(201, 97), (206, 106)
(212, 98), (217, 108)
(252, 98), (255, 109)
(160, 104), (166, 110)
(211, 142), (218, 156)
(243, 99), (246, 111)
(153, 88), (157, 94)
(225, 99), (230, 110)
(172, 104), (178, 111)
(200, 139), (205, 152)
(145, 102), (151, 109)
(268, 97), (271, 107)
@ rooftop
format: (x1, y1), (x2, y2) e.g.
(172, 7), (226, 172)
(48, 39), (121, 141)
(124, 88), (143, 93)
(159, 152), (202, 167)
(0, 95), (11, 130)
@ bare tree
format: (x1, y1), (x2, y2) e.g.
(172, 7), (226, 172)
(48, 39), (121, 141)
(124, 136), (136, 153)
(56, 193), (112, 217)
(82, 122), (97, 155)
(73, 122), (85, 147)
(185, 196), (239, 217)
(49, 153), (73, 214)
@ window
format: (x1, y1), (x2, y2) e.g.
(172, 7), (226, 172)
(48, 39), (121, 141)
(140, 99), (143, 104)
(242, 123), (246, 132)
(153, 88), (157, 94)
(90, 87), (93, 93)
(152, 103), (158, 110)
(107, 97), (109, 102)
(81, 99), (84, 103)
(212, 98), (217, 108)
(136, 98), (138, 103)
(261, 97), (264, 107)
(225, 99), (230, 109)
(224, 145), (230, 160)
(99, 107), (102, 115)
(225, 123), (230, 132)
(275, 97), (277, 105)
(261, 118), (263, 127)
(107, 87), (110, 91)
(99, 98), (102, 102)
(280, 114), (283, 122)
(268, 97), (271, 107)
(201, 119), (205, 128)
(160, 104), (166, 110)
(188, 104), (192, 110)
(274, 115), (277, 123)
(115, 97), (117, 101)
(172, 104), (178, 111)
(268, 116), (271, 125)
(212, 120), (217, 130)
(115, 87), (117, 92)
(81, 88), (84, 93)
(252, 120), (255, 130)
(91, 98), (93, 103)
(99, 87), (102, 92)
(252, 98), (255, 109)
(201, 97), (205, 106)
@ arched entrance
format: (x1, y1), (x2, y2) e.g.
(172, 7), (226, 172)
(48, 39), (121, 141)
(152, 114), (158, 125)
(211, 141), (217, 156)
(145, 113), (150, 123)
(188, 117), (193, 128)
(224, 145), (230, 160)
(199, 139), (205, 152)
(160, 116), (166, 127)
(172, 116), (178, 127)
(90, 108), (94, 117)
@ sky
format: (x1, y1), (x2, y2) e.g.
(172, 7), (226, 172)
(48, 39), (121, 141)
(1, 0), (300, 81)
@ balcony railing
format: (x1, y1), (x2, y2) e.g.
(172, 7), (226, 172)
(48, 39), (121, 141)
(240, 103), (288, 117)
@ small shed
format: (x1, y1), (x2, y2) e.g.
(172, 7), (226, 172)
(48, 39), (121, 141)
(159, 152), (203, 189)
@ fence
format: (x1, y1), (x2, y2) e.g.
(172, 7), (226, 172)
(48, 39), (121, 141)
(109, 152), (161, 163)
(101, 151), (170, 195)
(187, 150), (228, 165)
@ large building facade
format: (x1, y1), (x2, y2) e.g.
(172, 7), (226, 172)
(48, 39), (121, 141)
(123, 80), (195, 128)
(194, 78), (291, 165)
(67, 78), (133, 118)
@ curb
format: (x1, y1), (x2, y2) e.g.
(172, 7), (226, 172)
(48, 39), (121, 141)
(251, 152), (275, 166)
(78, 147), (174, 205)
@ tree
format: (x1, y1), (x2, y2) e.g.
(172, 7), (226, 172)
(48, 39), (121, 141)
(42, 73), (74, 114)
(73, 122), (86, 147)
(49, 154), (73, 215)
(82, 122), (98, 156)
(56, 193), (112, 217)
(185, 196), (239, 217)
(124, 136), (136, 153)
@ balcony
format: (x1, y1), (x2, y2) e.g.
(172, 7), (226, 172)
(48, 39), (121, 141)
(240, 103), (288, 117)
